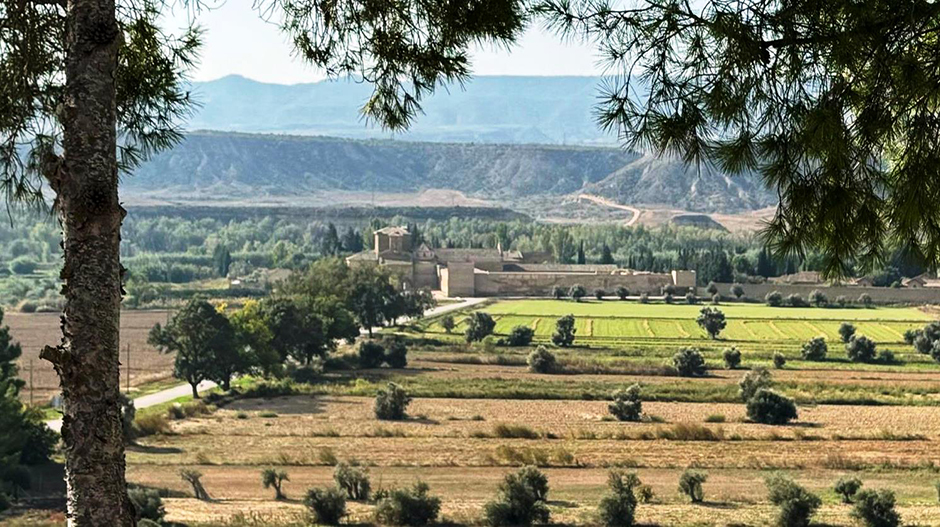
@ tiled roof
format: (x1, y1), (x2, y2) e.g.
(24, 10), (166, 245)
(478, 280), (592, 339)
(375, 226), (410, 236)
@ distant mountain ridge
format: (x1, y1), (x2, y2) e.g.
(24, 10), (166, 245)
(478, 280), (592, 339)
(188, 75), (614, 145)
(128, 131), (777, 212)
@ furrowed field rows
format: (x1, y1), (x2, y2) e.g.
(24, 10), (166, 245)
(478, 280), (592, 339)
(431, 315), (922, 344)
(482, 300), (932, 321)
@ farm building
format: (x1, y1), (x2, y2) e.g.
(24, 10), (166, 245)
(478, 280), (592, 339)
(346, 226), (696, 297)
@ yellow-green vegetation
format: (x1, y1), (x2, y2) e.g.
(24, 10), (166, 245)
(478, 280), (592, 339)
(422, 300), (927, 346)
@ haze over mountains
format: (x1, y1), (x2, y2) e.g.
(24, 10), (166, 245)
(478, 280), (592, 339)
(130, 75), (776, 213)
(188, 75), (611, 145)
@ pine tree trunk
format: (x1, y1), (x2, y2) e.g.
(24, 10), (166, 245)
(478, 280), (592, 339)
(40, 1), (134, 525)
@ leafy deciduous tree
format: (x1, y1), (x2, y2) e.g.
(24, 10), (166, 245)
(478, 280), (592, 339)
(148, 299), (242, 396)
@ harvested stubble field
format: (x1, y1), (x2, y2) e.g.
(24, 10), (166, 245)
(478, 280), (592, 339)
(6, 310), (174, 403)
(128, 395), (940, 526)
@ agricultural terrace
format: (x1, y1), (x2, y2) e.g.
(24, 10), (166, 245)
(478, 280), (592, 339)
(109, 296), (940, 526)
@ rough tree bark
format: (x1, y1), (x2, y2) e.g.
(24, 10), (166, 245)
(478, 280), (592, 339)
(39, 0), (135, 524)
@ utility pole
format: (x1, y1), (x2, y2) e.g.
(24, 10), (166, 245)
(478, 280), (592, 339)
(28, 359), (33, 407)
(125, 344), (131, 394)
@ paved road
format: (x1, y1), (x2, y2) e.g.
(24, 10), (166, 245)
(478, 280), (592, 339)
(45, 380), (218, 433)
(44, 297), (484, 433)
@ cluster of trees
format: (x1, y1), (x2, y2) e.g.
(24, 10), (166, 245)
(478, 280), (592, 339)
(906, 321), (940, 364)
(766, 290), (874, 309)
(303, 461), (440, 526)
(148, 259), (433, 396)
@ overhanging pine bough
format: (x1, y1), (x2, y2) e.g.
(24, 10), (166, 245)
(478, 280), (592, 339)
(1, 0), (525, 524)
(536, 0), (940, 277)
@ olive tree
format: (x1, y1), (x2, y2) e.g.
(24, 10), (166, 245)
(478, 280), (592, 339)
(552, 315), (577, 347)
(695, 307), (726, 339)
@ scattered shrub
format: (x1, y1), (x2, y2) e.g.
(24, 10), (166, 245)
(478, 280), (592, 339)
(739, 367), (773, 402)
(616, 286), (629, 300)
(384, 339), (408, 369)
(552, 285), (567, 300)
(722, 347), (742, 369)
(858, 293), (873, 307)
(597, 469), (641, 527)
(801, 337), (827, 361)
(291, 361), (324, 384)
(678, 469), (707, 503)
(359, 341), (386, 369)
(878, 349), (896, 364)
(664, 292), (674, 304)
(15, 299), (37, 313)
(685, 292), (697, 304)
(127, 486), (165, 523)
(638, 293), (649, 304)
(493, 423), (540, 439)
(374, 481), (441, 526)
(706, 282), (719, 295)
(851, 489), (900, 527)
(766, 291), (783, 307)
(570, 284), (587, 302)
(696, 307), (726, 339)
(704, 414), (726, 423)
(839, 322), (857, 343)
(465, 312), (497, 343)
(527, 346), (557, 374)
(809, 289), (827, 307)
(608, 384), (643, 422)
(595, 289), (606, 300)
(765, 473), (821, 527)
(506, 325), (535, 347)
(483, 466), (550, 527)
(440, 315), (456, 333)
(374, 382), (411, 420)
(9, 256), (37, 275)
(552, 314), (576, 347)
(318, 448), (339, 466)
(334, 462), (371, 500)
(846, 335), (877, 363)
(836, 295), (848, 307)
(787, 294), (807, 307)
(772, 352), (787, 369)
(135, 412), (170, 437)
(673, 348), (707, 377)
(261, 468), (289, 500)
(711, 293), (721, 304)
(730, 284), (745, 299)
(834, 476), (863, 503)
(638, 485), (654, 503)
(746, 389), (798, 425)
(304, 487), (346, 525)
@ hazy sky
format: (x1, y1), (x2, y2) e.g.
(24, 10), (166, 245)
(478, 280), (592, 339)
(164, 2), (603, 85)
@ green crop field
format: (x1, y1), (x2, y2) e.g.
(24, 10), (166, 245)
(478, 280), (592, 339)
(422, 299), (930, 348)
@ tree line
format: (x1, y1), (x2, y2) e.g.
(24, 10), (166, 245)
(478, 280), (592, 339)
(147, 259), (434, 397)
